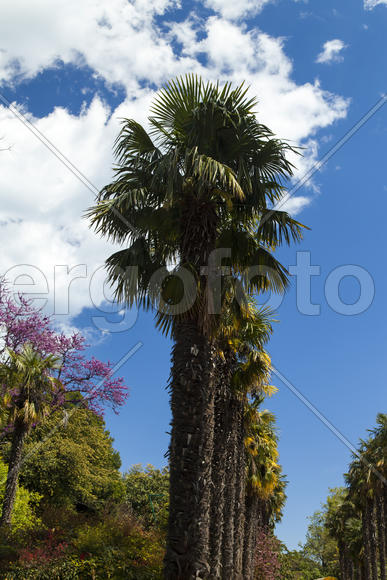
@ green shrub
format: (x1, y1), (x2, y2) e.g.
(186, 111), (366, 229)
(5, 509), (164, 579)
(5, 556), (163, 579)
(73, 509), (164, 574)
(0, 458), (42, 537)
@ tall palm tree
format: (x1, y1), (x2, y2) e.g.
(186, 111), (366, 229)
(88, 75), (304, 578)
(0, 343), (61, 527)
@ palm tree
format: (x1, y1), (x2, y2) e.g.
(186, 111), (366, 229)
(209, 301), (274, 580)
(347, 450), (379, 580)
(368, 414), (387, 580)
(0, 343), (61, 527)
(88, 75), (304, 578)
(242, 404), (281, 580)
(324, 417), (387, 580)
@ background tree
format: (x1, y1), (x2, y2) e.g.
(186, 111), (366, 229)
(123, 464), (169, 529)
(0, 344), (61, 528)
(303, 506), (340, 572)
(279, 548), (323, 580)
(0, 284), (128, 529)
(0, 284), (128, 416)
(311, 415), (387, 579)
(13, 408), (124, 513)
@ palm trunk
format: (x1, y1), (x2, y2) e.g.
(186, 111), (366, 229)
(362, 506), (372, 580)
(233, 399), (246, 580)
(0, 421), (27, 528)
(354, 562), (361, 580)
(376, 492), (386, 580)
(221, 393), (240, 579)
(347, 554), (354, 580)
(164, 322), (215, 579)
(385, 490), (387, 558)
(339, 547), (347, 580)
(367, 498), (378, 580)
(242, 494), (259, 580)
(164, 196), (218, 580)
(209, 357), (232, 579)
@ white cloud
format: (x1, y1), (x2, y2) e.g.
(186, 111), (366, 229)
(202, 0), (273, 21)
(364, 0), (387, 8)
(0, 0), (349, 322)
(0, 0), (199, 89)
(201, 0), (309, 20)
(316, 39), (347, 64)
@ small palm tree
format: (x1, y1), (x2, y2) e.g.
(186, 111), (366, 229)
(0, 343), (62, 527)
(242, 405), (280, 580)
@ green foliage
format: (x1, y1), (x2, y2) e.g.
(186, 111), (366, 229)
(6, 557), (162, 580)
(123, 464), (169, 529)
(303, 506), (340, 573)
(0, 458), (41, 536)
(16, 409), (125, 511)
(4, 509), (164, 579)
(279, 548), (323, 579)
(73, 510), (164, 578)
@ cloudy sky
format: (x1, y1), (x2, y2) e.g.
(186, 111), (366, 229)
(1, 0), (386, 549)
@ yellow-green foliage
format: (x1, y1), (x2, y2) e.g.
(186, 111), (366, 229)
(0, 458), (41, 534)
(123, 464), (169, 529)
(74, 510), (164, 572)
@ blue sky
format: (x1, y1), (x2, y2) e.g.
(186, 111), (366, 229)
(0, 0), (386, 550)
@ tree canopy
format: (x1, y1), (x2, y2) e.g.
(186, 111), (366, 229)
(17, 408), (125, 511)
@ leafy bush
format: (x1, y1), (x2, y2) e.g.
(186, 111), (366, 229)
(0, 458), (42, 536)
(73, 509), (164, 574)
(4, 510), (164, 579)
(5, 556), (162, 579)
(123, 464), (169, 529)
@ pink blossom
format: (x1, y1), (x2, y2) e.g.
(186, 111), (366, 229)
(0, 284), (129, 418)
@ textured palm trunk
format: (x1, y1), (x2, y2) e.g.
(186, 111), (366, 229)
(362, 506), (372, 580)
(242, 494), (259, 580)
(233, 400), (246, 580)
(221, 393), (240, 579)
(164, 198), (217, 580)
(376, 492), (386, 580)
(164, 322), (215, 579)
(385, 490), (387, 558)
(209, 357), (232, 579)
(339, 544), (348, 580)
(347, 554), (354, 580)
(0, 421), (27, 528)
(366, 498), (378, 580)
(354, 563), (362, 580)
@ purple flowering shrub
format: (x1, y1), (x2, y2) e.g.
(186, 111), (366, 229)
(0, 283), (128, 418)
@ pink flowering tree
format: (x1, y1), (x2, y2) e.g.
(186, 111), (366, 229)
(254, 529), (281, 580)
(0, 284), (128, 416)
(0, 283), (128, 528)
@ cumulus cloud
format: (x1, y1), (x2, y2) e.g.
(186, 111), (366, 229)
(0, 0), (200, 89)
(316, 39), (347, 64)
(364, 0), (387, 8)
(0, 0), (349, 322)
(201, 0), (309, 21)
(202, 0), (274, 21)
